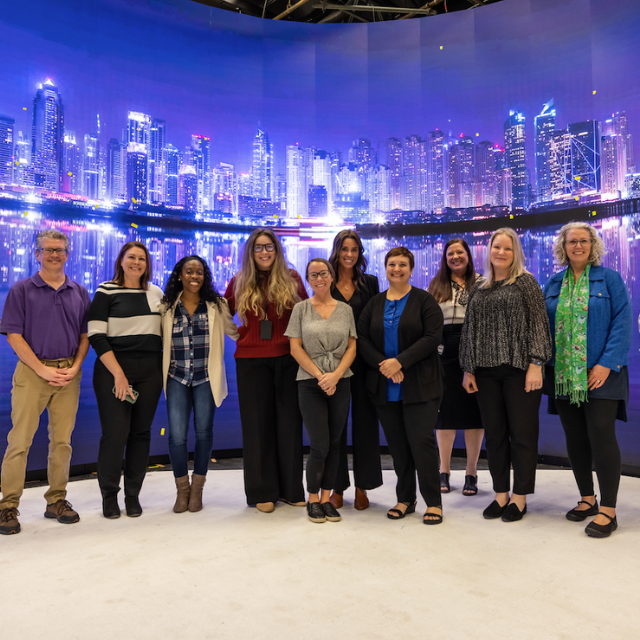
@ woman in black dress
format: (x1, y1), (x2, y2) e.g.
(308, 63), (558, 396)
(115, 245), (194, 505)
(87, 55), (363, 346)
(328, 230), (382, 511)
(428, 239), (484, 496)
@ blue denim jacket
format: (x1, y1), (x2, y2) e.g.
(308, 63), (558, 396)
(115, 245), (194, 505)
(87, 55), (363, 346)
(544, 265), (632, 371)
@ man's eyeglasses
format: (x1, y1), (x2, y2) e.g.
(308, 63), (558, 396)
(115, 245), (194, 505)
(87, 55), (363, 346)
(308, 270), (331, 281)
(566, 239), (591, 248)
(38, 248), (68, 256)
(253, 244), (275, 253)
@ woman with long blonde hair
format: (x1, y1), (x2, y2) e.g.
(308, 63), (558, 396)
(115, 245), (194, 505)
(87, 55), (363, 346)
(224, 229), (307, 512)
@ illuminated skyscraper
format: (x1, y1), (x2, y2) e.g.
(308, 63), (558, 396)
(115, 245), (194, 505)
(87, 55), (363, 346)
(126, 142), (148, 204)
(308, 185), (328, 217)
(106, 138), (126, 200)
(425, 130), (446, 214)
(164, 144), (181, 206)
(62, 132), (80, 194)
(252, 128), (274, 201)
(569, 120), (600, 194)
(312, 150), (333, 209)
(14, 131), (31, 186)
(475, 140), (496, 206)
(0, 115), (14, 184)
(367, 165), (391, 213)
(504, 110), (528, 209)
(549, 130), (572, 198)
(31, 78), (64, 191)
(212, 162), (237, 214)
(83, 133), (100, 199)
(286, 144), (306, 218)
(191, 134), (211, 212)
(149, 119), (166, 203)
(386, 138), (402, 210)
(534, 100), (556, 203)
(178, 165), (198, 212)
(348, 138), (377, 170)
(448, 136), (475, 209)
(403, 135), (424, 211)
(127, 112), (151, 148)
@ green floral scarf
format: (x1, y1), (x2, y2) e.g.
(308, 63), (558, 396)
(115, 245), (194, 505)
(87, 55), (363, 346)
(554, 263), (590, 405)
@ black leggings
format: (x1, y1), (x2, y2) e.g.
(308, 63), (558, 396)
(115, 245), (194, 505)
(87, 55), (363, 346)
(555, 398), (621, 508)
(299, 378), (350, 494)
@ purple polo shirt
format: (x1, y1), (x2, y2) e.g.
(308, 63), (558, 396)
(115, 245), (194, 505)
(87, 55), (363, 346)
(1, 273), (91, 360)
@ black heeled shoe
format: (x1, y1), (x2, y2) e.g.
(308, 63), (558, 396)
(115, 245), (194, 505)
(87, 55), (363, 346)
(102, 496), (120, 519)
(566, 499), (599, 522)
(585, 512), (617, 538)
(439, 473), (451, 494)
(483, 499), (508, 520)
(462, 475), (478, 496)
(423, 508), (443, 525)
(387, 501), (417, 520)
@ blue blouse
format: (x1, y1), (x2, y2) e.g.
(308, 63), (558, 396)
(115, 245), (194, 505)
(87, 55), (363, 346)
(384, 292), (410, 401)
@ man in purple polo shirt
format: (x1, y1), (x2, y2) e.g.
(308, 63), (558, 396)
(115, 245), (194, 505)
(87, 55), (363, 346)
(0, 230), (91, 535)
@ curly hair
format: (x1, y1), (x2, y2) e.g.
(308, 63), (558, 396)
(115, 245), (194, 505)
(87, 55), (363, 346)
(428, 238), (478, 303)
(481, 228), (529, 288)
(162, 255), (223, 309)
(327, 230), (367, 290)
(552, 222), (606, 267)
(233, 228), (301, 323)
(112, 241), (152, 290)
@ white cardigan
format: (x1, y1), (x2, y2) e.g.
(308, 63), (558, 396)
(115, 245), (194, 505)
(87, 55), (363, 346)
(161, 293), (239, 407)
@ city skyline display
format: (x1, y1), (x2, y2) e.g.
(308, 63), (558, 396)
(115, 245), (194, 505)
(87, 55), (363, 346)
(1, 0), (640, 470)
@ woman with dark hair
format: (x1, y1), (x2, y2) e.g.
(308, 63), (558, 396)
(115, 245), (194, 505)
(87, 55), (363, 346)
(88, 241), (163, 519)
(327, 230), (381, 511)
(544, 222), (632, 538)
(428, 238), (484, 496)
(224, 228), (307, 513)
(160, 256), (238, 513)
(358, 247), (445, 525)
(285, 259), (357, 523)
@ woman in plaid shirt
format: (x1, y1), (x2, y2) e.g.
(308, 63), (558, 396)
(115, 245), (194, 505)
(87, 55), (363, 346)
(161, 256), (238, 513)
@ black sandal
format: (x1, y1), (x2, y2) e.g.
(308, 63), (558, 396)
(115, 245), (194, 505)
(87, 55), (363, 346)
(423, 508), (443, 525)
(387, 501), (416, 520)
(462, 475), (478, 496)
(439, 473), (451, 494)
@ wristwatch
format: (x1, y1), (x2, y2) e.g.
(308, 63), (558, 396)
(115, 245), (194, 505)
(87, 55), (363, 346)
(530, 359), (544, 366)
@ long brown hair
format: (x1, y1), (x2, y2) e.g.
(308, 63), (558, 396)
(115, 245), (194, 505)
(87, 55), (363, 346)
(112, 241), (152, 290)
(233, 228), (301, 323)
(328, 229), (368, 290)
(428, 238), (477, 303)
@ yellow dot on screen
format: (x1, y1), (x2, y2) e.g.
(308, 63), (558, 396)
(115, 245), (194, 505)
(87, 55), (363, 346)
(509, 214), (514, 219)
(440, 46), (443, 50)
(160, 428), (165, 436)
(593, 90), (596, 95)
(131, 223), (138, 228)
(476, 133), (479, 137)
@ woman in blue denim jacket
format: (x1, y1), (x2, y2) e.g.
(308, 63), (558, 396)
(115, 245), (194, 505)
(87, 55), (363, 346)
(544, 222), (632, 538)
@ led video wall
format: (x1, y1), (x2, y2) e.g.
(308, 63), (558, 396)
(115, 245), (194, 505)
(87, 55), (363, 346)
(1, 0), (639, 471)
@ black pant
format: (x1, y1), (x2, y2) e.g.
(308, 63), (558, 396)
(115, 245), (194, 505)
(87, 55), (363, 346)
(375, 399), (442, 508)
(555, 398), (621, 508)
(334, 357), (383, 492)
(474, 365), (542, 495)
(235, 354), (305, 505)
(94, 353), (163, 498)
(299, 378), (350, 494)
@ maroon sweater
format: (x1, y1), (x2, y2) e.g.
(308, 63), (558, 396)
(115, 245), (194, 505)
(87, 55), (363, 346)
(224, 270), (308, 358)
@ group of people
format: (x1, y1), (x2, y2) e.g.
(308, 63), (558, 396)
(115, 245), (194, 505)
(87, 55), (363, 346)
(0, 221), (632, 539)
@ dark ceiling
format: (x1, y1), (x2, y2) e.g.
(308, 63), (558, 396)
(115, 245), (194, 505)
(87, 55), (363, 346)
(194, 0), (506, 24)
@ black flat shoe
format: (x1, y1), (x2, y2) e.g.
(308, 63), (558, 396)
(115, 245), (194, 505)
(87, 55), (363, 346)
(307, 501), (326, 523)
(463, 475), (478, 496)
(566, 499), (599, 522)
(102, 496), (121, 519)
(321, 501), (341, 522)
(501, 503), (527, 522)
(585, 512), (617, 538)
(125, 496), (143, 518)
(483, 500), (508, 520)
(439, 473), (451, 493)
(387, 501), (416, 520)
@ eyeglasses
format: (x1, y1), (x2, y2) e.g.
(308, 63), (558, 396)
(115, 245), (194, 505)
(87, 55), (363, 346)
(308, 270), (331, 281)
(253, 244), (275, 253)
(38, 248), (68, 256)
(566, 239), (591, 248)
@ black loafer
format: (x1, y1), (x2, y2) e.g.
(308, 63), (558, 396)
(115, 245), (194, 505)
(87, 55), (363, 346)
(483, 500), (508, 520)
(125, 496), (143, 518)
(321, 501), (341, 522)
(585, 513), (617, 538)
(566, 500), (599, 522)
(307, 502), (326, 523)
(102, 496), (121, 519)
(501, 503), (527, 522)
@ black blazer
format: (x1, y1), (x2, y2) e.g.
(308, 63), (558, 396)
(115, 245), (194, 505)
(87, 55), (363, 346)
(357, 286), (444, 405)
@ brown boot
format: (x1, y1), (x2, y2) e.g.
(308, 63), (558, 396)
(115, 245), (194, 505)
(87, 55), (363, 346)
(188, 474), (206, 512)
(173, 475), (190, 513)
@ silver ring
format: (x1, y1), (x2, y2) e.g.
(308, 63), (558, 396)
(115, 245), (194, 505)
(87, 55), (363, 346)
(596, 380), (602, 384)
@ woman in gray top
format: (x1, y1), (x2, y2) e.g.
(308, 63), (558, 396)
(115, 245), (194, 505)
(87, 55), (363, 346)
(285, 258), (357, 524)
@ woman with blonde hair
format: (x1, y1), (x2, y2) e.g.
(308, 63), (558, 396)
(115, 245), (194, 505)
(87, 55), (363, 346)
(544, 222), (631, 538)
(460, 228), (552, 522)
(224, 229), (307, 512)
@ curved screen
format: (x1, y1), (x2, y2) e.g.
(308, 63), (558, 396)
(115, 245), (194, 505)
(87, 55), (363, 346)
(1, 0), (639, 470)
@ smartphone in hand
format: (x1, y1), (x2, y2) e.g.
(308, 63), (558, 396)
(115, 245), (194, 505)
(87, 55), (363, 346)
(112, 386), (139, 404)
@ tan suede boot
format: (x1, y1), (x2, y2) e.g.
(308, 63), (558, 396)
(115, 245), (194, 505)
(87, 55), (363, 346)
(188, 474), (206, 512)
(173, 475), (190, 513)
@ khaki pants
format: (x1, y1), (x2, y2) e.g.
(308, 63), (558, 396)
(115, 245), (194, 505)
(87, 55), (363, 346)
(0, 358), (81, 509)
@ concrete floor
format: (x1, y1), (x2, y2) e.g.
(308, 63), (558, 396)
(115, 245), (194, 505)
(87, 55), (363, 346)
(4, 468), (639, 640)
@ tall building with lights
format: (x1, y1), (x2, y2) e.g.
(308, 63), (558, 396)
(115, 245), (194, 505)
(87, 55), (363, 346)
(286, 144), (307, 218)
(425, 130), (446, 214)
(106, 137), (126, 200)
(62, 132), (80, 194)
(549, 130), (572, 198)
(448, 135), (475, 209)
(0, 115), (14, 184)
(534, 100), (556, 203)
(149, 119), (166, 203)
(252, 128), (274, 201)
(569, 120), (600, 194)
(475, 140), (496, 206)
(126, 142), (148, 204)
(83, 133), (100, 199)
(403, 135), (424, 211)
(191, 134), (210, 212)
(386, 138), (402, 210)
(164, 144), (181, 206)
(504, 110), (528, 209)
(31, 79), (64, 191)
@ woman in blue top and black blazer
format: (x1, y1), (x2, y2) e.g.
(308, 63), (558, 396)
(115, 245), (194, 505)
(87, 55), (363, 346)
(544, 222), (632, 538)
(358, 247), (445, 525)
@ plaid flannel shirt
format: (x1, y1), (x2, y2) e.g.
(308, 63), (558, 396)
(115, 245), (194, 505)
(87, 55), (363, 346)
(168, 299), (210, 387)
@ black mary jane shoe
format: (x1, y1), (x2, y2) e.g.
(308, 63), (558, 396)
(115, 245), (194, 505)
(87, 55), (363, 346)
(462, 475), (478, 496)
(124, 496), (143, 518)
(585, 512), (618, 539)
(102, 496), (121, 519)
(482, 500), (508, 520)
(439, 473), (451, 494)
(387, 501), (417, 520)
(501, 503), (527, 522)
(566, 499), (599, 522)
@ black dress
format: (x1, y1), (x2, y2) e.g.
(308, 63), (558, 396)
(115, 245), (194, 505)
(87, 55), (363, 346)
(436, 282), (483, 431)
(332, 273), (383, 492)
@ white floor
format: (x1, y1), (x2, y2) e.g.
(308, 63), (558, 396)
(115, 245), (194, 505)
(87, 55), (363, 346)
(4, 469), (640, 640)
